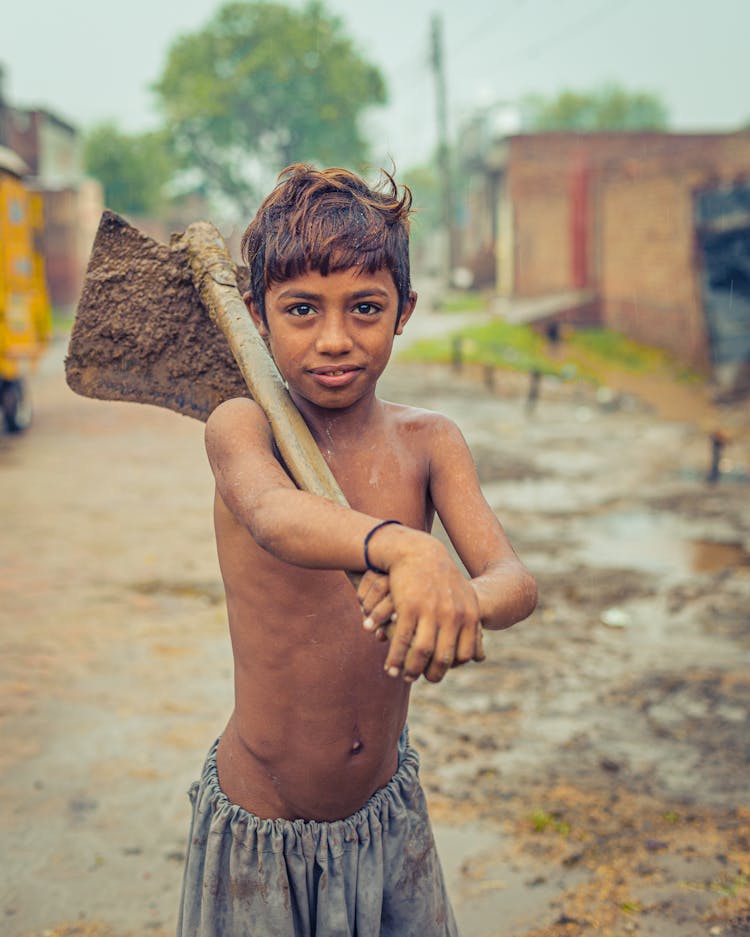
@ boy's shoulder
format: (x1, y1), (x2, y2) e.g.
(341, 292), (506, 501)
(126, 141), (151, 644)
(206, 395), (269, 436)
(380, 399), (466, 446)
(205, 396), (469, 470)
(382, 398), (450, 424)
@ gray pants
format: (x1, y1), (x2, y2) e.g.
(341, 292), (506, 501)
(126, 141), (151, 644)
(177, 731), (459, 937)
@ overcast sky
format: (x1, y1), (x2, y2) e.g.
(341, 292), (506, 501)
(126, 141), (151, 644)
(3, 0), (749, 169)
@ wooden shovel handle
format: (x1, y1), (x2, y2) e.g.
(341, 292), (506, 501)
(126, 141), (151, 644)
(179, 221), (484, 663)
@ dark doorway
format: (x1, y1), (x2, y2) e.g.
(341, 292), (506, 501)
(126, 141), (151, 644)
(695, 184), (750, 383)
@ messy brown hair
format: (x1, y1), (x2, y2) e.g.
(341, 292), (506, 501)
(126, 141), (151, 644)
(241, 164), (413, 325)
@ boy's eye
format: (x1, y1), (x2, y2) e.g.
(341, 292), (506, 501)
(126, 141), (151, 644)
(288, 304), (314, 317)
(354, 303), (380, 316)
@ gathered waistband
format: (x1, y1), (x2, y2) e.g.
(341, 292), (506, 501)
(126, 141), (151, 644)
(190, 727), (418, 858)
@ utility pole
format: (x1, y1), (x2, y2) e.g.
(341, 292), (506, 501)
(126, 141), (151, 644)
(430, 12), (459, 279)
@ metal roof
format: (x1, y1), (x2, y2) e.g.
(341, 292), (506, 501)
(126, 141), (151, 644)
(0, 145), (31, 178)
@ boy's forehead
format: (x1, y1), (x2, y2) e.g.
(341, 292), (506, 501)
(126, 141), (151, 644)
(268, 265), (398, 294)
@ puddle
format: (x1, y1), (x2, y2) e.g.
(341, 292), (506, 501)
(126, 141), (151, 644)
(573, 511), (750, 577)
(484, 478), (611, 513)
(435, 824), (582, 936)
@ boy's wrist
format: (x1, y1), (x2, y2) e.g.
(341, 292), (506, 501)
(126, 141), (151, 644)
(364, 520), (419, 574)
(469, 579), (488, 621)
(363, 519), (403, 574)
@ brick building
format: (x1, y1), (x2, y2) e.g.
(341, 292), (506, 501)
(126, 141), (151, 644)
(465, 131), (750, 384)
(0, 74), (103, 310)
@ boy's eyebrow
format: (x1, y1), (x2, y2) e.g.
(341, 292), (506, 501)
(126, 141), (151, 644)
(276, 287), (392, 302)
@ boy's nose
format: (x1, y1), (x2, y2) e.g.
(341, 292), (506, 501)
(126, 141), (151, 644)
(315, 315), (354, 355)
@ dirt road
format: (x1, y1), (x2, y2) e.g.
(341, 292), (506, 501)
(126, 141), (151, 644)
(1, 335), (749, 937)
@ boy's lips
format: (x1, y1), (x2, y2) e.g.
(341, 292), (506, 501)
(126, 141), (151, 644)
(308, 365), (362, 388)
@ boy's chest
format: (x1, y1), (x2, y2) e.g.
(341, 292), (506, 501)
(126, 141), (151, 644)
(325, 437), (432, 527)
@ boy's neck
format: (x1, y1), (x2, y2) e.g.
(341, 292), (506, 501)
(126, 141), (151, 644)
(290, 387), (383, 448)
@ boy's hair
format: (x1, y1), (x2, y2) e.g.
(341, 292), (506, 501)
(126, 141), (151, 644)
(241, 164), (413, 325)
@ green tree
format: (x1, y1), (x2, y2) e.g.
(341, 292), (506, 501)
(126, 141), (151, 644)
(153, 1), (387, 205)
(84, 123), (176, 216)
(525, 83), (669, 132)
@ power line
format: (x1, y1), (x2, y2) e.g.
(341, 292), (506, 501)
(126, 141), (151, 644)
(522, 0), (631, 62)
(450, 0), (531, 52)
(382, 0), (634, 166)
(394, 0), (631, 115)
(390, 0), (531, 80)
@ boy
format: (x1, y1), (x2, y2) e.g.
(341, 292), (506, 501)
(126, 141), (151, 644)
(177, 165), (537, 937)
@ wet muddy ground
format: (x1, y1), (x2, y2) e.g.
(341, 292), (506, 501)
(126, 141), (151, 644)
(1, 328), (749, 937)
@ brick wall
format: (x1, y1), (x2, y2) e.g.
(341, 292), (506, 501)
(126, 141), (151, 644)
(42, 182), (104, 309)
(502, 132), (750, 369)
(599, 169), (706, 365)
(42, 189), (80, 307)
(513, 187), (571, 295)
(4, 109), (41, 175)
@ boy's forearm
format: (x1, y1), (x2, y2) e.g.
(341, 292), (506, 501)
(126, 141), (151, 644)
(247, 487), (381, 571)
(245, 487), (422, 574)
(471, 561), (538, 631)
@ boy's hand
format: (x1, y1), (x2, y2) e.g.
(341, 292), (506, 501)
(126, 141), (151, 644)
(358, 570), (396, 639)
(357, 533), (483, 684)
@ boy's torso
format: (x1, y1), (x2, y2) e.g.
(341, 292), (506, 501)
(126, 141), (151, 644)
(214, 398), (439, 822)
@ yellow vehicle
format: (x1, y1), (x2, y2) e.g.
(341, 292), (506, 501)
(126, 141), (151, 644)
(0, 145), (52, 432)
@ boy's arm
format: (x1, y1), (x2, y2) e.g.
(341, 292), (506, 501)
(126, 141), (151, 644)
(205, 399), (481, 667)
(358, 416), (537, 682)
(206, 397), (384, 571)
(428, 418), (538, 632)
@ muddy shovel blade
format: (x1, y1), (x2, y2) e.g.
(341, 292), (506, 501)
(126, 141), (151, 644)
(65, 211), (249, 421)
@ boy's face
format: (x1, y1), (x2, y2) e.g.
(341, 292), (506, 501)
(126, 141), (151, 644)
(245, 266), (416, 412)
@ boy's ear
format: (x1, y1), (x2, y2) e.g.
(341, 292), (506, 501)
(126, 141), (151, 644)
(243, 291), (268, 336)
(395, 291), (418, 335)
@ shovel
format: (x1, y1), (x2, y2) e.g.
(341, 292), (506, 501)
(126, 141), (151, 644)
(66, 211), (484, 660)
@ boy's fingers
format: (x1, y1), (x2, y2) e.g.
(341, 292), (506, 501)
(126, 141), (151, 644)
(363, 596), (396, 633)
(401, 617), (438, 682)
(357, 569), (386, 600)
(424, 618), (461, 682)
(357, 571), (389, 613)
(424, 656), (450, 682)
(380, 611), (399, 642)
(474, 623), (486, 662)
(424, 646), (452, 682)
(455, 617), (480, 663)
(384, 610), (419, 677)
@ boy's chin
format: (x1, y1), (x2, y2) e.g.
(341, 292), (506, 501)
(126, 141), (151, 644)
(291, 386), (371, 411)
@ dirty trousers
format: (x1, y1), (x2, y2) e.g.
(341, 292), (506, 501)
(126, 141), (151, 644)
(177, 731), (459, 937)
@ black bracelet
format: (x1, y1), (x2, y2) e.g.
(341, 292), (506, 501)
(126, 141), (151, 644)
(363, 519), (402, 575)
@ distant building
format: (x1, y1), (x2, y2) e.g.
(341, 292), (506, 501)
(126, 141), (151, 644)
(460, 127), (750, 389)
(3, 106), (81, 186)
(0, 69), (103, 310)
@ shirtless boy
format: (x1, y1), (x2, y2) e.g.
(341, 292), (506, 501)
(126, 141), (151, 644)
(177, 165), (537, 937)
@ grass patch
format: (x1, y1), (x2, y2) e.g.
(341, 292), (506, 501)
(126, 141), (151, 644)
(530, 809), (571, 837)
(710, 873), (749, 897)
(567, 329), (700, 383)
(568, 328), (660, 369)
(401, 319), (562, 376)
(433, 291), (488, 314)
(400, 318), (701, 386)
(619, 901), (644, 914)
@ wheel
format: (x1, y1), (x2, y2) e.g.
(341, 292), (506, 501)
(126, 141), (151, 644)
(2, 379), (33, 433)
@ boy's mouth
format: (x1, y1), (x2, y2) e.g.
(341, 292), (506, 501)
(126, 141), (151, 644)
(309, 365), (361, 388)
